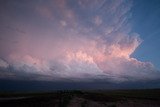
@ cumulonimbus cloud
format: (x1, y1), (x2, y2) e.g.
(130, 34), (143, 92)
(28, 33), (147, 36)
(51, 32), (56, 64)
(0, 0), (160, 82)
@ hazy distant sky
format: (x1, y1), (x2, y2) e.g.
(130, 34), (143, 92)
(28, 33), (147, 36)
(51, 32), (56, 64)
(0, 0), (160, 85)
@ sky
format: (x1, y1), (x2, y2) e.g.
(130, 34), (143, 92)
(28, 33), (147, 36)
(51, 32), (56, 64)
(0, 0), (160, 90)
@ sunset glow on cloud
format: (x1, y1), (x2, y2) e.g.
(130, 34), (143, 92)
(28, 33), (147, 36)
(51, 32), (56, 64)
(0, 0), (160, 82)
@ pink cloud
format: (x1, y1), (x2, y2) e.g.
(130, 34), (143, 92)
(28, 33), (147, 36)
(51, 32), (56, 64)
(0, 0), (160, 82)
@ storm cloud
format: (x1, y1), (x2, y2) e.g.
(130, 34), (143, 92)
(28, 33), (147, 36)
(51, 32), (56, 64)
(0, 0), (160, 82)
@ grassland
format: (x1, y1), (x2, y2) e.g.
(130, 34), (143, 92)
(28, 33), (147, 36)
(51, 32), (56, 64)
(0, 89), (160, 107)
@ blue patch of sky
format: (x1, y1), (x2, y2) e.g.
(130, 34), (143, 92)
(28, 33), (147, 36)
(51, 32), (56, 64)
(131, 0), (160, 69)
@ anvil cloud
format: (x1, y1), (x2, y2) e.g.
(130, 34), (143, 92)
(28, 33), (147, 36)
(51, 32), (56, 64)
(0, 0), (160, 82)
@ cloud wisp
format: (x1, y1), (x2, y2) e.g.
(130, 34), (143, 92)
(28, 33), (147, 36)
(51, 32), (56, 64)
(0, 0), (160, 82)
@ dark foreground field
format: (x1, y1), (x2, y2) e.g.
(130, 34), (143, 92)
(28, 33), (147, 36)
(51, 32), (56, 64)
(0, 89), (160, 107)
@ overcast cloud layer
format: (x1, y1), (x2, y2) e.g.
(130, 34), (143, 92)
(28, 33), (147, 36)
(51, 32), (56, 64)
(0, 0), (160, 82)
